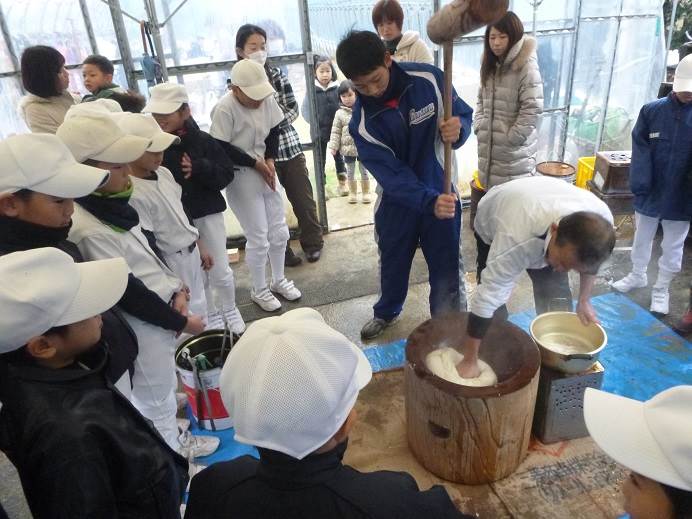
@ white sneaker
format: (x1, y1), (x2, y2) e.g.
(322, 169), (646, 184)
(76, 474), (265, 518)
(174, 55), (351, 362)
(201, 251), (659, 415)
(205, 310), (224, 330)
(650, 287), (670, 314)
(178, 429), (220, 459)
(176, 418), (190, 432)
(270, 278), (302, 301)
(611, 272), (647, 293)
(222, 306), (246, 334)
(251, 287), (282, 311)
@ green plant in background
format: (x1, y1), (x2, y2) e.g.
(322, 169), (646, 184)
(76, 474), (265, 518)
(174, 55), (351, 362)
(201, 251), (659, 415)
(664, 0), (692, 51)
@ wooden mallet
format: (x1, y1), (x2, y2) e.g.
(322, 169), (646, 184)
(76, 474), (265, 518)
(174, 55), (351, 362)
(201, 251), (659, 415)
(427, 0), (509, 194)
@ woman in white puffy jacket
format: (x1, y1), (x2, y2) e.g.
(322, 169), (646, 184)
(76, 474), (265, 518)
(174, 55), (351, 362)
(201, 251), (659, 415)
(474, 11), (543, 191)
(371, 0), (434, 65)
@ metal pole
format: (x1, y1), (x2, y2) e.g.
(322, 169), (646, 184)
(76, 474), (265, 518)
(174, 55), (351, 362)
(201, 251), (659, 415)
(0, 5), (20, 77)
(79, 0), (100, 55)
(666, 0), (679, 54)
(143, 0), (169, 81)
(107, 0), (138, 90)
(159, 0), (183, 83)
(559, 0), (582, 160)
(594, 0), (624, 152)
(299, 0), (329, 232)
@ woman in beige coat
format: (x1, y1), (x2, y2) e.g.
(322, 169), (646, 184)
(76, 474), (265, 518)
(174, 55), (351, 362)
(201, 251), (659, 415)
(18, 46), (78, 134)
(372, 0), (434, 65)
(473, 12), (543, 191)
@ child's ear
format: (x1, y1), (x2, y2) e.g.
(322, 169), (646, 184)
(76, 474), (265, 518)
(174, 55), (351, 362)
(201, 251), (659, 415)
(105, 73), (114, 83)
(25, 336), (58, 361)
(0, 195), (21, 217)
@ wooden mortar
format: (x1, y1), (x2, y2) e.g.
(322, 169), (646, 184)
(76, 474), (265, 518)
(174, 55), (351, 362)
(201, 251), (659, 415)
(405, 312), (540, 484)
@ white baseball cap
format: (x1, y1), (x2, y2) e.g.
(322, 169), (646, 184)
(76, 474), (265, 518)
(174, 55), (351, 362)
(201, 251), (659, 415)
(142, 82), (189, 115)
(584, 386), (692, 491)
(230, 59), (275, 101)
(65, 98), (123, 119)
(57, 112), (151, 163)
(219, 308), (372, 459)
(113, 113), (180, 153)
(0, 248), (128, 353)
(0, 134), (109, 197)
(673, 54), (692, 93)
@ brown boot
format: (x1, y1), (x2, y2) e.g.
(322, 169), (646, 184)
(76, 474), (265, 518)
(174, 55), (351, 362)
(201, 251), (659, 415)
(338, 179), (349, 197)
(361, 179), (372, 203)
(348, 180), (358, 204)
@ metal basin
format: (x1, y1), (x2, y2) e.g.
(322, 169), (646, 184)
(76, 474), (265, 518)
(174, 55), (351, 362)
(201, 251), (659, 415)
(529, 312), (607, 374)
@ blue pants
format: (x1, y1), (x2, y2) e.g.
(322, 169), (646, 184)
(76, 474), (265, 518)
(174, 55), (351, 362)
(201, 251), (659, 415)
(374, 198), (463, 321)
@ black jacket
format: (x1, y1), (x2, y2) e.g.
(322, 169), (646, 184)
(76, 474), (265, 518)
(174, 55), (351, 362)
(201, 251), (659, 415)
(0, 216), (138, 386)
(185, 442), (470, 519)
(163, 119), (235, 220)
(0, 343), (189, 518)
(302, 81), (341, 144)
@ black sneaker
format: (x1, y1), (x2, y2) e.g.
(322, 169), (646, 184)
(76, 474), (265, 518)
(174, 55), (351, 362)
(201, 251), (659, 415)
(285, 246), (302, 267)
(360, 316), (398, 340)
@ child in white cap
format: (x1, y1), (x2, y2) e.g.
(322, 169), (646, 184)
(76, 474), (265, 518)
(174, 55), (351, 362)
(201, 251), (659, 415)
(143, 82), (243, 332)
(0, 133), (138, 398)
(56, 109), (207, 450)
(610, 54), (692, 314)
(584, 386), (692, 519)
(0, 248), (189, 518)
(209, 59), (301, 312)
(115, 112), (211, 327)
(185, 308), (471, 519)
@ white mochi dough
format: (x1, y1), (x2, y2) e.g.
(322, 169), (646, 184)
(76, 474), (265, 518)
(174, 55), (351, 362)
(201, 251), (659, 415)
(425, 347), (498, 387)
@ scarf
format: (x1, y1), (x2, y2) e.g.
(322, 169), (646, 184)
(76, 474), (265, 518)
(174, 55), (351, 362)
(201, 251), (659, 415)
(77, 183), (139, 233)
(0, 215), (71, 253)
(384, 34), (403, 55)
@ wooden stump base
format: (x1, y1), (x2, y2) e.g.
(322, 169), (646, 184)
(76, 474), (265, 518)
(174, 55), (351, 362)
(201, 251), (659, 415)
(405, 313), (540, 484)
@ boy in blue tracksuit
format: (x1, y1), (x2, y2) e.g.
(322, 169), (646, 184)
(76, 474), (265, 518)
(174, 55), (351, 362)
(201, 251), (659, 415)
(611, 55), (692, 315)
(336, 30), (473, 340)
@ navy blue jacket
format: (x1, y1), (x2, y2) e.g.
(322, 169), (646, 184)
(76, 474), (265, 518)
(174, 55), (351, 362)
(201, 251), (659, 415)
(163, 119), (235, 220)
(630, 93), (692, 221)
(350, 61), (473, 214)
(185, 441), (470, 519)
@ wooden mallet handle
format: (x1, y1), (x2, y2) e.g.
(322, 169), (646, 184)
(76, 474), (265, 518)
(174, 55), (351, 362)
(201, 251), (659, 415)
(443, 41), (453, 195)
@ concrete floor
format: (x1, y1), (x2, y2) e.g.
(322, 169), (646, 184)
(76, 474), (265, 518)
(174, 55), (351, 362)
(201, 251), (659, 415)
(1, 212), (690, 517)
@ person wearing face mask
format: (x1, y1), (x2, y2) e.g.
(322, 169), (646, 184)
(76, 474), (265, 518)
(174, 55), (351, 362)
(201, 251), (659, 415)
(18, 46), (78, 134)
(236, 24), (324, 266)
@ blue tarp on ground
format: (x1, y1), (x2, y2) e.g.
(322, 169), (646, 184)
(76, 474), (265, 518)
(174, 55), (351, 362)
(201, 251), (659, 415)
(190, 292), (691, 465)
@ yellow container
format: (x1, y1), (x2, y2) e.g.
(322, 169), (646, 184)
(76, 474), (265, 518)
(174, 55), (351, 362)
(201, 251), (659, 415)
(576, 156), (596, 189)
(472, 170), (485, 190)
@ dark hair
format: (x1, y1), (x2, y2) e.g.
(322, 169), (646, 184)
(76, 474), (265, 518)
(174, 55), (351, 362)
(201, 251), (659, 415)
(372, 0), (404, 31)
(480, 11), (524, 86)
(336, 31), (386, 80)
(313, 55), (337, 81)
(662, 484), (692, 519)
(555, 211), (615, 274)
(20, 45), (65, 98)
(12, 188), (34, 200)
(0, 325), (69, 365)
(337, 79), (354, 96)
(109, 90), (145, 113)
(82, 54), (114, 75)
(235, 24), (267, 59)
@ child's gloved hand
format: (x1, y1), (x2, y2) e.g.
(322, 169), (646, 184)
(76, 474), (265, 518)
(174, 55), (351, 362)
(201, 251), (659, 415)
(439, 116), (462, 144)
(434, 193), (457, 219)
(329, 148), (337, 156)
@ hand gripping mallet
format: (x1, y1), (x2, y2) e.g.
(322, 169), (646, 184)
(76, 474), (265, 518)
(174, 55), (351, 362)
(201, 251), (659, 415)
(427, 0), (509, 194)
